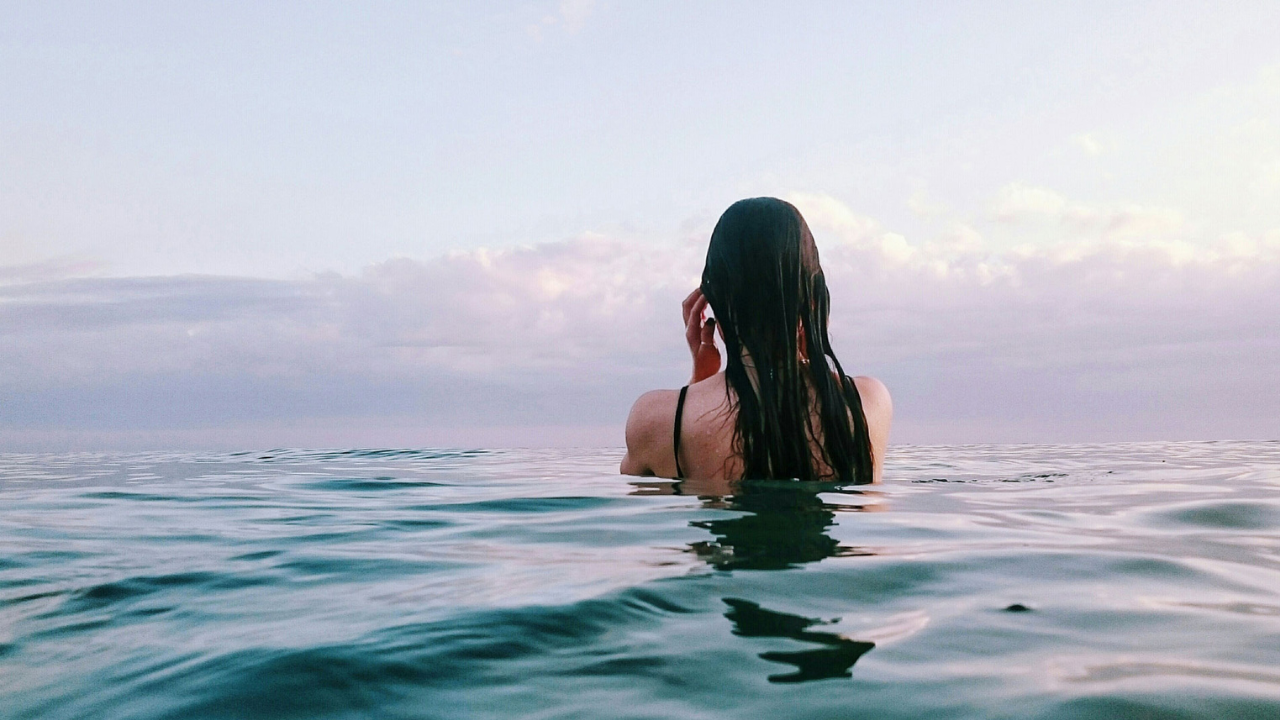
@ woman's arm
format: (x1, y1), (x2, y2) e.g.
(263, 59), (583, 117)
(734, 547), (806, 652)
(619, 401), (653, 476)
(853, 376), (893, 483)
(620, 389), (675, 477)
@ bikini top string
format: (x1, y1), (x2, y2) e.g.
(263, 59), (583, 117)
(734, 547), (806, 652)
(673, 385), (688, 479)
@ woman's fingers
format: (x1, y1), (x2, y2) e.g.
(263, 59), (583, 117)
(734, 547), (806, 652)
(681, 287), (702, 326)
(684, 288), (719, 383)
(700, 316), (717, 347)
(685, 292), (721, 384)
(685, 295), (708, 354)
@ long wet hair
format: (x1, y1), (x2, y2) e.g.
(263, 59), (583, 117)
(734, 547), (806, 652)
(701, 197), (874, 484)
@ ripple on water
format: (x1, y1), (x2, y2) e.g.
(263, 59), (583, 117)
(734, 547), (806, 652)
(1165, 501), (1280, 530)
(1, 442), (1279, 719)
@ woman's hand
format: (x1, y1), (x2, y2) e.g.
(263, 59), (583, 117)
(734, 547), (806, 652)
(682, 288), (722, 384)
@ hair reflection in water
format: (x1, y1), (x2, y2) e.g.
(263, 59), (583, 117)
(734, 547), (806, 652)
(723, 598), (875, 683)
(630, 479), (881, 683)
(688, 483), (874, 570)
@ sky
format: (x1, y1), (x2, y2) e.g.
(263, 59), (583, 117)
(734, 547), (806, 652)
(3, 1), (1280, 449)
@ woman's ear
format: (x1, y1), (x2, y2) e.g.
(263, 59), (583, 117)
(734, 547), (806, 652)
(797, 320), (808, 360)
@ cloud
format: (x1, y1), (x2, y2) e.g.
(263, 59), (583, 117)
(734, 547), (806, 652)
(0, 234), (704, 448)
(786, 192), (920, 266)
(988, 184), (1192, 252)
(528, 0), (596, 39)
(3, 193), (1279, 449)
(992, 183), (1069, 221)
(1073, 132), (1105, 157)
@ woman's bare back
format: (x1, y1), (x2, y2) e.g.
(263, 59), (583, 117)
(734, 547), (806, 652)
(620, 372), (892, 483)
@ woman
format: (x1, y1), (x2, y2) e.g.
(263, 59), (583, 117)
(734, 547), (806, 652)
(620, 197), (892, 483)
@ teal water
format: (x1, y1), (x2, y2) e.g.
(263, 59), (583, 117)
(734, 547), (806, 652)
(2, 442), (1279, 719)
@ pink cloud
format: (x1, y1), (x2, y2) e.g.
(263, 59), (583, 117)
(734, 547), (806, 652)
(3, 201), (1278, 448)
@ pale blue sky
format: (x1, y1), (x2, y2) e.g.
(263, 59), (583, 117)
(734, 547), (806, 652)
(4, 2), (1280, 448)
(6, 1), (1279, 276)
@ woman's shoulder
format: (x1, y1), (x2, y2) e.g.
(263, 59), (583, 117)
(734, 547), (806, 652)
(851, 375), (892, 425)
(620, 387), (680, 476)
(852, 375), (892, 408)
(621, 375), (727, 477)
(626, 387), (680, 431)
(850, 376), (892, 482)
(626, 375), (720, 435)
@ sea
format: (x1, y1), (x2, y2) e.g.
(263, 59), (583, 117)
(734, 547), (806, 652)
(2, 441), (1279, 719)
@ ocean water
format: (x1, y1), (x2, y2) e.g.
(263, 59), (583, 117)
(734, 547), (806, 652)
(2, 442), (1279, 719)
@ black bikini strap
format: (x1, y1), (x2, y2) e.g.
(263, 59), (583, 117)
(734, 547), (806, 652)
(673, 385), (689, 479)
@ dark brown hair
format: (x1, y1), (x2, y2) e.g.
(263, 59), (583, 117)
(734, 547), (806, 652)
(701, 197), (873, 483)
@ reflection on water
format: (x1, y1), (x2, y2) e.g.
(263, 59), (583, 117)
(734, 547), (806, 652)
(689, 483), (876, 570)
(703, 483), (880, 681)
(723, 598), (876, 683)
(6, 443), (1280, 718)
(630, 478), (880, 571)
(634, 477), (883, 681)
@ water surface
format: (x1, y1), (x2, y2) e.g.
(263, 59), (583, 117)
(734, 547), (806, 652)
(2, 442), (1279, 718)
